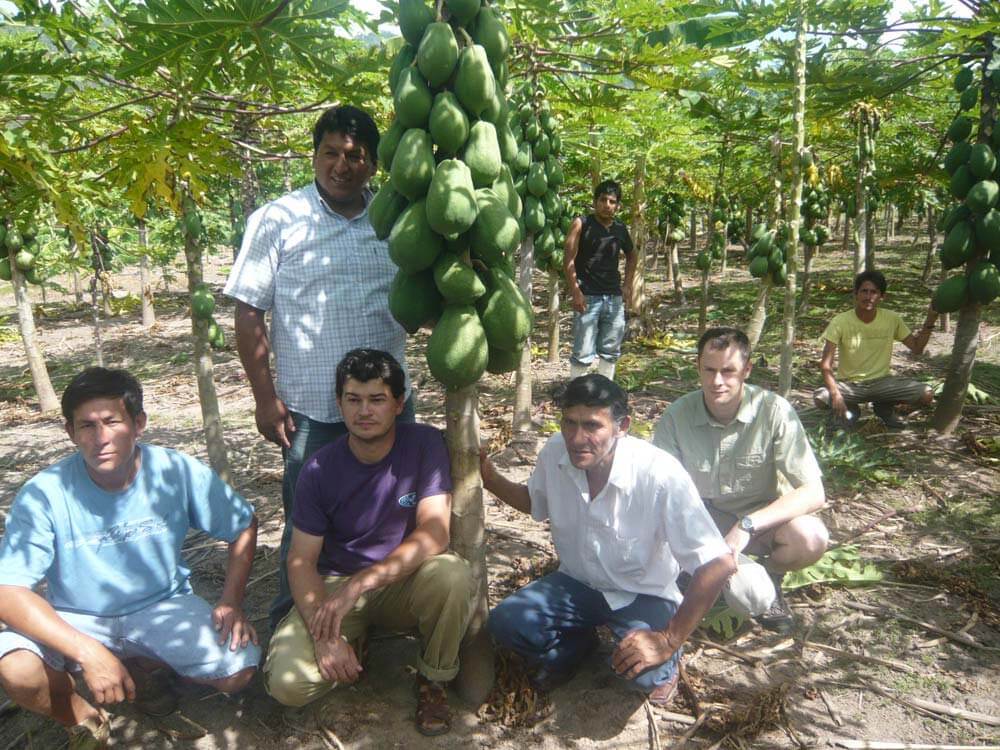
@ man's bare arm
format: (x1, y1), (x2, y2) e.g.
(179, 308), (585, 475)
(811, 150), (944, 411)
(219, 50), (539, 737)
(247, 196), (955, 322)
(479, 449), (531, 514)
(234, 301), (294, 447)
(901, 308), (938, 356)
(213, 515), (259, 650)
(819, 340), (847, 417)
(563, 217), (586, 313)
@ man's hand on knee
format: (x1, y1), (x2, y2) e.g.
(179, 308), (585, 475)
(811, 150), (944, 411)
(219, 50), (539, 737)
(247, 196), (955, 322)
(313, 637), (362, 685)
(77, 640), (135, 706)
(611, 629), (679, 679)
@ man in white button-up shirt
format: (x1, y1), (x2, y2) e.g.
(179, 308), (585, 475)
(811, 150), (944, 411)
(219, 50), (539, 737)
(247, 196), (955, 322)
(481, 375), (735, 704)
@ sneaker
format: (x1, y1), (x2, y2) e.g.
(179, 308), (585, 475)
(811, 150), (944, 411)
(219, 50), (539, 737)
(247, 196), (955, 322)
(131, 666), (178, 718)
(414, 674), (451, 736)
(68, 714), (110, 750)
(646, 670), (679, 707)
(755, 574), (795, 634)
(873, 403), (907, 429)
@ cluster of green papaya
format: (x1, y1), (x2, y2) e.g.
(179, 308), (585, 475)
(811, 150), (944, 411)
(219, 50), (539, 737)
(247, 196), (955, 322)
(0, 222), (43, 285)
(852, 105), (880, 170)
(657, 192), (686, 243)
(696, 194), (731, 271)
(798, 155), (832, 248)
(503, 87), (568, 275)
(934, 64), (1000, 313)
(180, 195), (204, 242)
(374, 0), (533, 389)
(746, 222), (790, 285)
(191, 283), (226, 349)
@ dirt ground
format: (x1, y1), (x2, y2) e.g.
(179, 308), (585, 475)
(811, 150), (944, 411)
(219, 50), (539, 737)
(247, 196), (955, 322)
(0, 229), (998, 749)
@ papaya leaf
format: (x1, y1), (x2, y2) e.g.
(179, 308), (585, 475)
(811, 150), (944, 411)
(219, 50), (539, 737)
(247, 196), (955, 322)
(783, 545), (883, 590)
(699, 603), (746, 640)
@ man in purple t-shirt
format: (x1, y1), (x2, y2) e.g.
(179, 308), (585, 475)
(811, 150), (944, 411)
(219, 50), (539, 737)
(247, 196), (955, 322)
(263, 349), (473, 736)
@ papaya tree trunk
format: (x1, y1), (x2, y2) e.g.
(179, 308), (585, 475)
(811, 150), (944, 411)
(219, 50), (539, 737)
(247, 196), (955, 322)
(72, 267), (83, 305)
(547, 269), (560, 364)
(627, 151), (647, 334)
(138, 218), (155, 329)
(854, 132), (869, 276)
(689, 208), (697, 256)
(670, 239), (685, 304)
(182, 210), (231, 482)
(446, 385), (494, 703)
(90, 271), (104, 367)
(10, 259), (59, 413)
(746, 281), (770, 350)
(698, 268), (709, 336)
(662, 232), (671, 282)
(841, 212), (851, 257)
(799, 243), (814, 315)
(865, 205), (877, 271)
(513, 236), (534, 434)
(779, 0), (807, 398)
(921, 208), (937, 284)
(589, 126), (601, 188)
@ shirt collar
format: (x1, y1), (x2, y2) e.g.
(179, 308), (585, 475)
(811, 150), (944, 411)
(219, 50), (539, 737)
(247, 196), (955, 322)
(694, 384), (759, 427)
(310, 182), (372, 220)
(557, 434), (635, 494)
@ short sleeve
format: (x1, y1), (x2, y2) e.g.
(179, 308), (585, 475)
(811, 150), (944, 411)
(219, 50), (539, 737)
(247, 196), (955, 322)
(291, 457), (331, 537)
(223, 204), (280, 311)
(660, 468), (729, 574)
(416, 428), (453, 501)
(184, 456), (254, 543)
(527, 439), (555, 523)
(620, 224), (634, 254)
(651, 408), (682, 461)
(893, 312), (911, 342)
(821, 316), (842, 346)
(0, 485), (57, 589)
(771, 400), (823, 489)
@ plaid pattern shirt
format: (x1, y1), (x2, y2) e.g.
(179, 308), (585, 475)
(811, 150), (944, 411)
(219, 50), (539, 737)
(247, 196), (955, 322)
(224, 182), (408, 423)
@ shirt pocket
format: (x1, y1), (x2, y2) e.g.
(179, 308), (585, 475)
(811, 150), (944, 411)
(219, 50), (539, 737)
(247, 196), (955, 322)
(732, 452), (772, 496)
(593, 524), (645, 577)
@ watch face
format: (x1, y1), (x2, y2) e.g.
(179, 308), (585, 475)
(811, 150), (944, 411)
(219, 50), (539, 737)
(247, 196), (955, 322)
(740, 516), (754, 532)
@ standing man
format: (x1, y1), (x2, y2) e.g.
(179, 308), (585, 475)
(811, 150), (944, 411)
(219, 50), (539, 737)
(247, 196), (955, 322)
(482, 375), (735, 704)
(0, 368), (259, 749)
(814, 270), (936, 429)
(653, 328), (828, 634)
(224, 106), (412, 629)
(264, 350), (473, 736)
(564, 179), (637, 381)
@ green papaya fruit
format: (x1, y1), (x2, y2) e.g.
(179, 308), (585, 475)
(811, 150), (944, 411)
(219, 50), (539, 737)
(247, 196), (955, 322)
(968, 260), (1000, 304)
(950, 165), (974, 200)
(416, 22), (459, 88)
(940, 221), (974, 269)
(947, 115), (974, 142)
(975, 208), (1000, 250)
(399, 0), (434, 47)
(425, 159), (478, 237)
(799, 229), (816, 246)
(469, 188), (520, 265)
(428, 91), (470, 155)
(965, 180), (999, 215)
(479, 81), (505, 125)
(695, 252), (710, 271)
(445, 0), (480, 25)
(388, 44), (417, 93)
(453, 44), (495, 118)
(550, 132), (561, 156)
(535, 226), (556, 258)
(545, 157), (563, 188)
(523, 117), (540, 143)
(0, 257), (9, 281)
(14, 249), (34, 271)
(486, 344), (521, 374)
(368, 184), (409, 240)
(541, 190), (562, 221)
(959, 85), (979, 112)
(749, 255), (769, 278)
(496, 121), (518, 164)
(388, 200), (444, 273)
(943, 140), (971, 176)
(943, 204), (972, 233)
(433, 252), (486, 304)
(191, 284), (214, 320)
(477, 267), (532, 352)
(22, 266), (41, 285)
(446, 233), (470, 255)
(426, 304), (488, 389)
(932, 274), (968, 313)
(377, 118), (405, 169)
(390, 128), (436, 200)
(472, 6), (509, 66)
(389, 269), (441, 334)
(491, 165), (521, 218)
(969, 144), (996, 180)
(532, 132), (551, 160)
(523, 195), (546, 233)
(750, 223), (768, 242)
(526, 162), (547, 198)
(954, 66), (974, 92)
(513, 141), (532, 173)
(462, 120), (502, 188)
(492, 58), (508, 88)
(393, 67), (432, 129)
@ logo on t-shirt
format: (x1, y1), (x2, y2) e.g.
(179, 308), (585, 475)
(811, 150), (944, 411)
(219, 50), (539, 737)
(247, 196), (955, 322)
(397, 492), (417, 508)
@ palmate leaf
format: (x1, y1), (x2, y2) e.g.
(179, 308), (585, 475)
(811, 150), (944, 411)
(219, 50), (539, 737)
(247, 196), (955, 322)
(700, 603), (746, 640)
(783, 545), (882, 590)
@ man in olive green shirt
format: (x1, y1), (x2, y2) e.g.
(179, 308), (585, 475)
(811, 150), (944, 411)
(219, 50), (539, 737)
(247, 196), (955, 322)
(652, 327), (827, 633)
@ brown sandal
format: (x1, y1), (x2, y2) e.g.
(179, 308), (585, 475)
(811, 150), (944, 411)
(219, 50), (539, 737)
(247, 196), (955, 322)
(415, 675), (451, 736)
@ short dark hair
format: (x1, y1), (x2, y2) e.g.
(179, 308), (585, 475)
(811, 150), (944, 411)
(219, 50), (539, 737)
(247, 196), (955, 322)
(312, 106), (380, 164)
(336, 348), (405, 399)
(697, 327), (751, 364)
(854, 270), (887, 294)
(61, 367), (144, 424)
(593, 179), (622, 203)
(556, 374), (628, 422)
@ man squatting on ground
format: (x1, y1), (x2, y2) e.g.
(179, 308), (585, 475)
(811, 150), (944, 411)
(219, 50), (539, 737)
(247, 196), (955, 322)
(564, 179), (637, 382)
(653, 327), (828, 634)
(0, 368), (259, 748)
(814, 270), (937, 429)
(224, 105), (413, 631)
(264, 349), (473, 737)
(481, 374), (737, 704)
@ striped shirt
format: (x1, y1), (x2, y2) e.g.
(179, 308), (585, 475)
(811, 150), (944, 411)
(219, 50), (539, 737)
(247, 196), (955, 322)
(224, 182), (408, 423)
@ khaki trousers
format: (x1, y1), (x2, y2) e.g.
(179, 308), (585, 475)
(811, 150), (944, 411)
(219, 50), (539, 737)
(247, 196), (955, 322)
(263, 553), (473, 707)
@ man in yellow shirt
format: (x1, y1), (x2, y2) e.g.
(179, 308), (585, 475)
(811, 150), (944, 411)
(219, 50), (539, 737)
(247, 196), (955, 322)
(815, 271), (936, 429)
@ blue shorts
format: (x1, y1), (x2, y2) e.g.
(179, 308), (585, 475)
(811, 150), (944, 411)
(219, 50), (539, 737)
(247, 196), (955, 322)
(0, 593), (260, 681)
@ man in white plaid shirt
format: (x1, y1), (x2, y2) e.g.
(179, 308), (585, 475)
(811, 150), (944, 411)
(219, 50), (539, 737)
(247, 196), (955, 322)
(224, 106), (413, 629)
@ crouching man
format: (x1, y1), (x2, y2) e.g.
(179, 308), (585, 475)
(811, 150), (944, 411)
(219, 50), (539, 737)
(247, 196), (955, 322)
(0, 368), (259, 749)
(481, 375), (735, 704)
(263, 349), (473, 736)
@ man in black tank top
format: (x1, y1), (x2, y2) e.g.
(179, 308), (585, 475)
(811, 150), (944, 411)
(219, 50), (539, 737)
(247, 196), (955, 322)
(563, 179), (636, 380)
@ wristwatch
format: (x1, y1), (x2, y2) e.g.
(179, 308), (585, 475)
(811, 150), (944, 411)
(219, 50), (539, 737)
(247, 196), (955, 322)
(739, 515), (756, 535)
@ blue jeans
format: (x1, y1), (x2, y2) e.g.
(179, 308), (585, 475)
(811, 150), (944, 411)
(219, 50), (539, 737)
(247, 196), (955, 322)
(488, 572), (681, 693)
(571, 294), (626, 366)
(269, 396), (416, 629)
